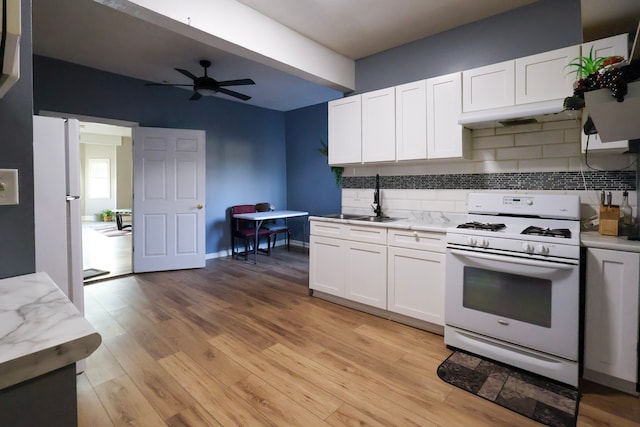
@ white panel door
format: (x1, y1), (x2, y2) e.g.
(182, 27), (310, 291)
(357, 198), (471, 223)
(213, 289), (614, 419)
(387, 246), (445, 325)
(585, 248), (639, 384)
(395, 80), (427, 161)
(463, 60), (515, 112)
(345, 241), (387, 309)
(427, 72), (470, 160)
(515, 45), (580, 104)
(582, 33), (629, 63)
(328, 96), (362, 165)
(132, 127), (206, 273)
(362, 87), (396, 162)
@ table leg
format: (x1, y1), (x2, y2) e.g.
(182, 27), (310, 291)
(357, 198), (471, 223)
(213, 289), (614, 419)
(253, 219), (264, 264)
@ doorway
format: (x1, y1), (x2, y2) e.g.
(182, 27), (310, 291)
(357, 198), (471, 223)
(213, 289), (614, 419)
(79, 121), (134, 283)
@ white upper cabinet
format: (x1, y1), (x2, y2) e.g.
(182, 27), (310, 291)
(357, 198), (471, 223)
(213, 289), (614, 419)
(463, 60), (515, 112)
(463, 45), (580, 113)
(582, 33), (628, 61)
(395, 80), (427, 161)
(426, 72), (471, 159)
(362, 87), (396, 162)
(515, 45), (580, 104)
(580, 33), (629, 153)
(328, 96), (362, 165)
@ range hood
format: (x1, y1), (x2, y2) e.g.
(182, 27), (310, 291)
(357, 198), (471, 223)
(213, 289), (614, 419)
(458, 98), (581, 129)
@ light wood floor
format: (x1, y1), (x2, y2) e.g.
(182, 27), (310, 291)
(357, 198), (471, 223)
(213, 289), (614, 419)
(82, 221), (132, 282)
(79, 248), (640, 427)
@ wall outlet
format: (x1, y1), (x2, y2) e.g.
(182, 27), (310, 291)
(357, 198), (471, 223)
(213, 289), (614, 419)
(0, 169), (19, 205)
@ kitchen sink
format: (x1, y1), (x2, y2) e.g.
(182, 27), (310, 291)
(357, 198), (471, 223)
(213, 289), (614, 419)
(322, 213), (369, 220)
(322, 214), (404, 223)
(356, 216), (404, 223)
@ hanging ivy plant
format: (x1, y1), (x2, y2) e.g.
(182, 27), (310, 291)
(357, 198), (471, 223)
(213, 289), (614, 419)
(318, 140), (343, 187)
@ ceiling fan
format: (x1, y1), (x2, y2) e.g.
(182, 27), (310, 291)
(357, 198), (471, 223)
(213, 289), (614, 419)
(147, 60), (255, 101)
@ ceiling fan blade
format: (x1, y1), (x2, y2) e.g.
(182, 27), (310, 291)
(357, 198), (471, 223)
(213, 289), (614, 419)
(175, 68), (199, 80)
(190, 92), (202, 101)
(217, 87), (251, 101)
(146, 83), (194, 87)
(217, 79), (255, 87)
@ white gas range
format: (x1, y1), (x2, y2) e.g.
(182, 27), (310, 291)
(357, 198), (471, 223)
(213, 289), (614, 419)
(445, 192), (582, 387)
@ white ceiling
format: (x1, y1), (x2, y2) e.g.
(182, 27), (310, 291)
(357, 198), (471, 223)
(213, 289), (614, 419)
(32, 0), (640, 112)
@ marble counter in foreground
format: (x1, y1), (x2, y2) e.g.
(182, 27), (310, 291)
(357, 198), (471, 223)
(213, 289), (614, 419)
(0, 272), (102, 390)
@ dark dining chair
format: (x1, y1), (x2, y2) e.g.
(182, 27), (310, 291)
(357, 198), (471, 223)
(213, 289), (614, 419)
(230, 204), (271, 260)
(255, 202), (290, 251)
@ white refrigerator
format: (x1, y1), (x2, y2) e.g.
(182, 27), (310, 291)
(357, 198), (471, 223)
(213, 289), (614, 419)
(33, 116), (84, 316)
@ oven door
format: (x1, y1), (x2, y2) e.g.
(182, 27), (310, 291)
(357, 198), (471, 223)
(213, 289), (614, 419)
(445, 246), (579, 360)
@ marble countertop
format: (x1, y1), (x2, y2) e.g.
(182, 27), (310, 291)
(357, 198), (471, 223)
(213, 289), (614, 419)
(309, 212), (466, 233)
(0, 272), (102, 390)
(580, 231), (640, 253)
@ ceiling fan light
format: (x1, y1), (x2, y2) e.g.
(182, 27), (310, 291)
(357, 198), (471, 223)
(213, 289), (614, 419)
(196, 87), (217, 96)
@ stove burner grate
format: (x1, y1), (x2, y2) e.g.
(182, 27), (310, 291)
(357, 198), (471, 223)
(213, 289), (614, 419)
(457, 222), (506, 232)
(521, 226), (571, 238)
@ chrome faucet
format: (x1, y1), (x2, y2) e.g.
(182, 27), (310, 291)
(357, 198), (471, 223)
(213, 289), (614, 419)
(372, 174), (383, 217)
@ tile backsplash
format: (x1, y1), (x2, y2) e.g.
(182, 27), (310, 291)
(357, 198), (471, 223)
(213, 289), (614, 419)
(338, 120), (638, 221)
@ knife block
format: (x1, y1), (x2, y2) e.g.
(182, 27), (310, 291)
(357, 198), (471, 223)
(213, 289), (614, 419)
(599, 205), (620, 236)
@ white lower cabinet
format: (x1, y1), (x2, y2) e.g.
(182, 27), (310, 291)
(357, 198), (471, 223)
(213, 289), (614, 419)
(345, 241), (387, 309)
(309, 235), (345, 297)
(309, 221), (446, 329)
(584, 247), (639, 392)
(309, 222), (387, 309)
(387, 229), (446, 325)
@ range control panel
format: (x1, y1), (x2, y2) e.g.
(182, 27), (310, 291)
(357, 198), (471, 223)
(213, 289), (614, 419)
(502, 196), (533, 207)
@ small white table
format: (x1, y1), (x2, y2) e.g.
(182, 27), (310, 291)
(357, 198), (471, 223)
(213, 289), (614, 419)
(233, 210), (309, 263)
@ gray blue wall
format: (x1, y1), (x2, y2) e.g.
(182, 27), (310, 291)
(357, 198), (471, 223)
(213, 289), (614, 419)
(285, 102), (341, 240)
(0, 0), (34, 279)
(33, 56), (288, 256)
(1, 0), (584, 277)
(355, 0), (582, 93)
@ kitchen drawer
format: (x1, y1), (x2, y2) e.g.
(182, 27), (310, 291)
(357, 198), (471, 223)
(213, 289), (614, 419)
(343, 224), (388, 244)
(388, 228), (446, 253)
(310, 221), (344, 238)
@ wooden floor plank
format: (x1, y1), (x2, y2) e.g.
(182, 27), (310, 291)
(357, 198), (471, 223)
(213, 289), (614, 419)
(77, 373), (115, 427)
(103, 333), (196, 420)
(209, 333), (343, 420)
(93, 375), (167, 427)
(158, 352), (276, 426)
(231, 373), (331, 426)
(78, 249), (640, 427)
(263, 343), (439, 427)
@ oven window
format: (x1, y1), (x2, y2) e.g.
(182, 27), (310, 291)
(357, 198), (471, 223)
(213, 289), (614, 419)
(462, 266), (552, 328)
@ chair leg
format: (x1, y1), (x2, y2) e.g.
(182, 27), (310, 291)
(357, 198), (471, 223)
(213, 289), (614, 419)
(287, 230), (291, 251)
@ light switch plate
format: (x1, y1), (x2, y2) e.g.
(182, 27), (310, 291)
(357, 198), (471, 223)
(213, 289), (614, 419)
(0, 169), (19, 205)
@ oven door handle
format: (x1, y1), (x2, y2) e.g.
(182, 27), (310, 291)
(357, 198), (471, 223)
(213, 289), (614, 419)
(449, 249), (576, 270)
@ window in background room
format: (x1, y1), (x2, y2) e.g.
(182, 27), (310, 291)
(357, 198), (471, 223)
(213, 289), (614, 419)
(88, 158), (111, 199)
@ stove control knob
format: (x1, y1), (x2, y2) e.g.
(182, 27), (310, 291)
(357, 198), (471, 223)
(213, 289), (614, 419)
(527, 199), (533, 205)
(522, 242), (534, 252)
(536, 245), (550, 255)
(467, 237), (477, 246)
(480, 239), (490, 248)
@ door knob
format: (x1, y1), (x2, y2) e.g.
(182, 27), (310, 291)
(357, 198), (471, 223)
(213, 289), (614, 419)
(197, 204), (203, 209)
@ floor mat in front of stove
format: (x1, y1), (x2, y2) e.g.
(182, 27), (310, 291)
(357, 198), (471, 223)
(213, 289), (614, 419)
(437, 350), (579, 427)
